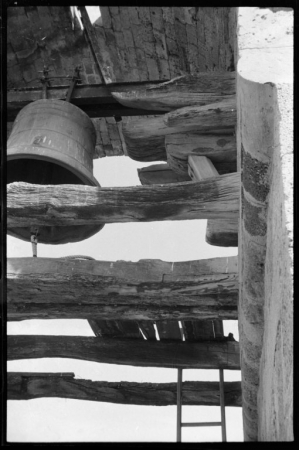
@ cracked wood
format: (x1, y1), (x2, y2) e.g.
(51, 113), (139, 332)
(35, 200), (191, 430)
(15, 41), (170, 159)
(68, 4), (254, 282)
(7, 372), (242, 406)
(7, 336), (241, 369)
(7, 257), (238, 321)
(7, 175), (240, 228)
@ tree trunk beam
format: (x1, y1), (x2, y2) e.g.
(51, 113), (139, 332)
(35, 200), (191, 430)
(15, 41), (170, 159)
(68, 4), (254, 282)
(7, 336), (241, 369)
(164, 99), (237, 133)
(7, 176), (240, 228)
(7, 372), (242, 406)
(111, 73), (235, 111)
(187, 156), (238, 248)
(7, 257), (238, 321)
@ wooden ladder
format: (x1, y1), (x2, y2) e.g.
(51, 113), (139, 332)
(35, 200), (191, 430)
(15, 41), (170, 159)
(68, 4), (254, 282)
(176, 368), (227, 442)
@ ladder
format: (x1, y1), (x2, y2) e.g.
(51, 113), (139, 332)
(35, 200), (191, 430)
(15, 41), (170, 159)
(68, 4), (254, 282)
(176, 368), (227, 442)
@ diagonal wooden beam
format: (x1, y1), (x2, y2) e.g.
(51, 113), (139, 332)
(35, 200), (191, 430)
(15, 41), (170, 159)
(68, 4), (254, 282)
(7, 336), (241, 370)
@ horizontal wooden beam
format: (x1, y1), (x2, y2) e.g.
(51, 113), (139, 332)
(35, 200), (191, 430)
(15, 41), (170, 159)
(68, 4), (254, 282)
(7, 257), (238, 321)
(7, 372), (242, 406)
(7, 336), (241, 369)
(7, 81), (166, 121)
(7, 175), (240, 228)
(111, 73), (236, 112)
(164, 98), (237, 133)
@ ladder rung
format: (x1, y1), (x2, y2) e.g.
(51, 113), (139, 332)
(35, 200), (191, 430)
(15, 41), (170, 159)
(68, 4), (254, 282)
(181, 422), (222, 427)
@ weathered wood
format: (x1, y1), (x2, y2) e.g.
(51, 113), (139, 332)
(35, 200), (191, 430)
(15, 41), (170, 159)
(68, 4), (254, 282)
(7, 81), (167, 122)
(167, 152), (236, 176)
(7, 372), (242, 406)
(156, 321), (182, 340)
(205, 219), (239, 247)
(7, 257), (239, 321)
(88, 320), (142, 339)
(164, 98), (237, 133)
(138, 164), (191, 185)
(122, 115), (234, 162)
(188, 156), (238, 247)
(111, 73), (236, 111)
(7, 336), (241, 369)
(138, 321), (157, 340)
(165, 133), (237, 166)
(7, 176), (240, 228)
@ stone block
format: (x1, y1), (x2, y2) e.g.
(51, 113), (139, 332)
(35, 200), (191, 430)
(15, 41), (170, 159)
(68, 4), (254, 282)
(123, 29), (134, 48)
(157, 58), (170, 79)
(150, 7), (164, 30)
(101, 132), (111, 146)
(100, 7), (112, 28)
(118, 7), (131, 30)
(146, 57), (159, 79)
(111, 11), (122, 31)
(128, 7), (140, 25)
(138, 7), (151, 24)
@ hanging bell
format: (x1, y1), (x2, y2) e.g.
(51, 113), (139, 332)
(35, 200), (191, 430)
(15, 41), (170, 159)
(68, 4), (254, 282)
(7, 99), (105, 244)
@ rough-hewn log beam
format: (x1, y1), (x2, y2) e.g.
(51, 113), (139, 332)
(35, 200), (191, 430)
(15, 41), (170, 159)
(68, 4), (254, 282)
(187, 156), (238, 247)
(7, 175), (240, 228)
(7, 336), (241, 369)
(7, 372), (242, 406)
(7, 82), (166, 122)
(7, 257), (238, 321)
(164, 98), (237, 133)
(111, 73), (236, 111)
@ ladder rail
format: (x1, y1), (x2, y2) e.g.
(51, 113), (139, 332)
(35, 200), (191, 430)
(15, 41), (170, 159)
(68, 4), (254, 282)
(176, 368), (227, 442)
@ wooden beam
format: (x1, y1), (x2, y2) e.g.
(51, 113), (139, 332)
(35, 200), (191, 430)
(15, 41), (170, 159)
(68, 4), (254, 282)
(7, 372), (242, 406)
(165, 134), (236, 176)
(111, 73), (236, 111)
(137, 164), (191, 185)
(7, 257), (238, 321)
(187, 155), (238, 247)
(7, 336), (241, 370)
(7, 175), (240, 228)
(7, 82), (166, 122)
(164, 98), (237, 133)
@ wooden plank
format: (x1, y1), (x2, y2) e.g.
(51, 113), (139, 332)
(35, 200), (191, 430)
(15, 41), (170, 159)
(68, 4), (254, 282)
(137, 321), (157, 340)
(7, 372), (242, 406)
(164, 98), (237, 133)
(137, 164), (191, 185)
(7, 257), (239, 321)
(187, 156), (238, 248)
(192, 321), (215, 341)
(156, 321), (182, 340)
(7, 336), (241, 370)
(7, 175), (240, 229)
(88, 320), (142, 339)
(111, 72), (236, 111)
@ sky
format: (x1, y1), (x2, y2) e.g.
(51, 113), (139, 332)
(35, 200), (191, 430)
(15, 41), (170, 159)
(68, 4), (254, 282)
(6, 6), (243, 443)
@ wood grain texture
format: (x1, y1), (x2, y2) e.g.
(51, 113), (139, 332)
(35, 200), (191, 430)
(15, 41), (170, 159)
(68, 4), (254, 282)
(111, 73), (236, 111)
(7, 372), (242, 406)
(138, 164), (191, 185)
(187, 156), (238, 248)
(7, 336), (241, 369)
(164, 98), (237, 132)
(7, 257), (238, 321)
(7, 176), (240, 228)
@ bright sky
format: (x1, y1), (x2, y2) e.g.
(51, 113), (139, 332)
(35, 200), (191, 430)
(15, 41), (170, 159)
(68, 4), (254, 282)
(7, 6), (243, 443)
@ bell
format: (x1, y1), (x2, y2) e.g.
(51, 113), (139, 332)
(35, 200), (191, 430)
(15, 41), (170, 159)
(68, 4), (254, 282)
(7, 99), (105, 244)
